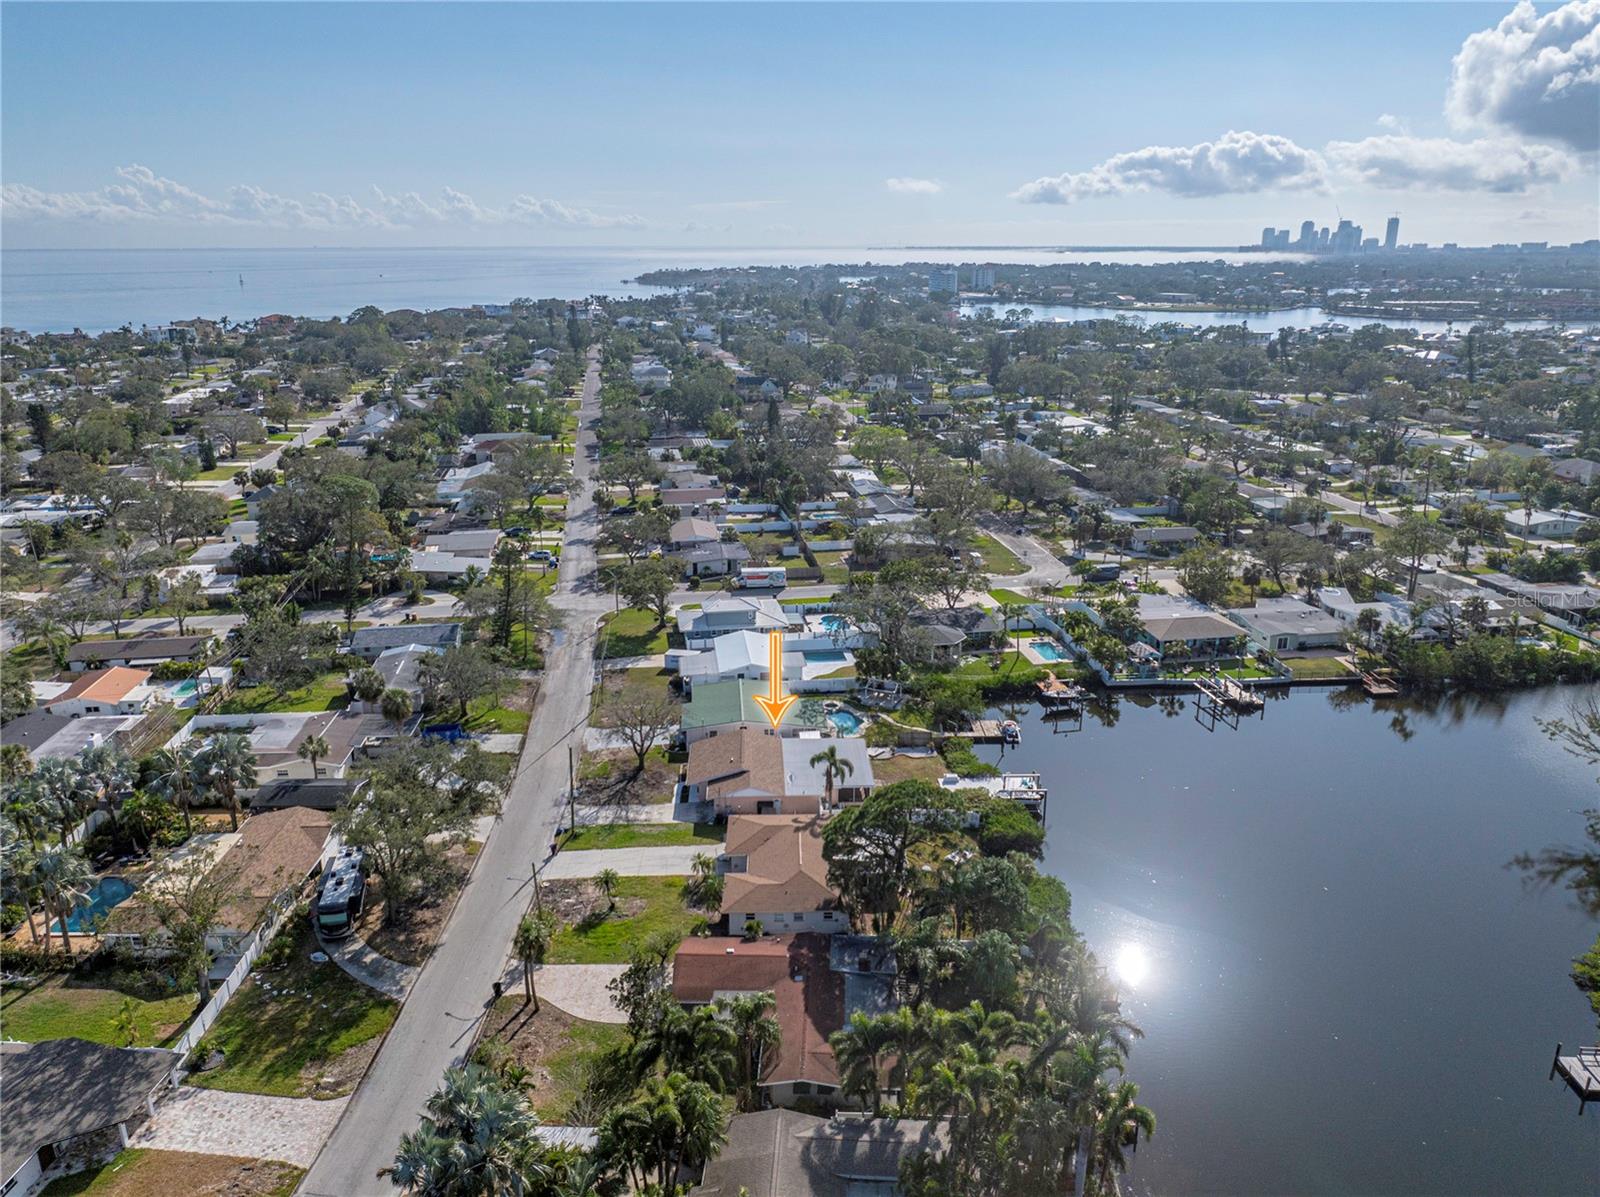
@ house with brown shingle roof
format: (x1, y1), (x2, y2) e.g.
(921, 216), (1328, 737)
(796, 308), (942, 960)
(673, 934), (845, 1107)
(106, 807), (331, 959)
(684, 725), (812, 816)
(719, 814), (844, 935)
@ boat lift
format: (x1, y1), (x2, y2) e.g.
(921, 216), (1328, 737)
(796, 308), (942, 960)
(1192, 671), (1264, 732)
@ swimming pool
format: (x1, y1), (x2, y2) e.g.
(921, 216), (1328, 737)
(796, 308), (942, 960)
(172, 680), (198, 697)
(806, 651), (849, 664)
(51, 876), (136, 934)
(1032, 642), (1068, 662)
(828, 710), (863, 735)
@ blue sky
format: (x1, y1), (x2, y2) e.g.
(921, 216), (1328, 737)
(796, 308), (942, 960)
(3, 2), (1596, 248)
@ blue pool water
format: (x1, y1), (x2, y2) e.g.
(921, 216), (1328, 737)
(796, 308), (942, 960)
(821, 615), (846, 633)
(51, 876), (136, 933)
(1032, 641), (1067, 661)
(172, 680), (198, 697)
(806, 651), (849, 663)
(828, 710), (863, 734)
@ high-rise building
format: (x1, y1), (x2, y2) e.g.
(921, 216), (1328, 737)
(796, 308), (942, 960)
(1384, 216), (1400, 251)
(969, 266), (996, 290)
(928, 267), (959, 295)
(1298, 220), (1316, 248)
(1261, 227), (1276, 249)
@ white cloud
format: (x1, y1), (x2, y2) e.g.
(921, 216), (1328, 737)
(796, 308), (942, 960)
(1447, 0), (1600, 152)
(1011, 131), (1327, 204)
(1, 165), (644, 230)
(885, 177), (943, 195)
(1376, 113), (1407, 132)
(1326, 134), (1576, 192)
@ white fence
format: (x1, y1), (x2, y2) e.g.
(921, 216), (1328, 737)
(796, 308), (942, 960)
(170, 895), (296, 1063)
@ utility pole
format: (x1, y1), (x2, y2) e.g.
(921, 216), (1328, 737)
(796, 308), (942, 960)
(567, 745), (578, 833)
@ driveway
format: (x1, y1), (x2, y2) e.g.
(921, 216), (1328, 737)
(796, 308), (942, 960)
(498, 963), (628, 1023)
(135, 1088), (347, 1168)
(541, 845), (710, 880)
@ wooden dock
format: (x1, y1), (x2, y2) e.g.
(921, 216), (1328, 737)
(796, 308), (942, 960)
(1551, 1043), (1600, 1114)
(964, 720), (1007, 742)
(1359, 669), (1400, 697)
(1037, 677), (1085, 708)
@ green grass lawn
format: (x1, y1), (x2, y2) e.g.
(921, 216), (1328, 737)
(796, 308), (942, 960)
(598, 608), (669, 657)
(188, 925), (397, 1099)
(813, 551), (851, 584)
(561, 823), (720, 851)
(42, 1150), (302, 1197)
(988, 588), (1032, 605)
(464, 696), (531, 735)
(973, 534), (1026, 576)
(547, 876), (702, 964)
(218, 672), (349, 714)
(0, 975), (197, 1048)
(1282, 655), (1354, 680)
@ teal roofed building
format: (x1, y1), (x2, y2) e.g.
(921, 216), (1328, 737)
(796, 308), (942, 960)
(681, 678), (830, 745)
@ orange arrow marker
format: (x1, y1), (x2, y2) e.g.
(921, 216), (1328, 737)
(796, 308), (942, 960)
(752, 629), (797, 728)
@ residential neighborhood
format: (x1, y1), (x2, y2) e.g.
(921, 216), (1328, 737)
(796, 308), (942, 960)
(4, 197), (1600, 1197)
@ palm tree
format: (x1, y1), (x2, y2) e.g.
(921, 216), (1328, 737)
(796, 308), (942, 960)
(384, 1064), (554, 1196)
(630, 1003), (737, 1091)
(28, 757), (92, 845)
(35, 843), (94, 955)
(808, 745), (854, 810)
(512, 911), (556, 1011)
(197, 733), (257, 830)
(595, 868), (620, 912)
(297, 733), (331, 779)
(380, 687), (414, 728)
(1089, 1078), (1155, 1196)
(717, 991), (781, 1111)
(351, 667), (386, 705)
(149, 743), (204, 835)
(596, 1072), (727, 1193)
(0, 819), (43, 943)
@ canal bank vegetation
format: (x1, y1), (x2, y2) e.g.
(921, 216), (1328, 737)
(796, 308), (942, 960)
(1516, 698), (1600, 1030)
(821, 780), (1155, 1195)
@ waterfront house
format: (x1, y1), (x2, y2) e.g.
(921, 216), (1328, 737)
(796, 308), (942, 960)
(718, 814), (845, 935)
(1134, 593), (1247, 659)
(681, 726), (874, 816)
(680, 679), (831, 745)
(1226, 598), (1346, 652)
(674, 935), (845, 1107)
(690, 1108), (947, 1197)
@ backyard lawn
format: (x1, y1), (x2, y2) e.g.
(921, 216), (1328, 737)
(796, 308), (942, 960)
(561, 823), (720, 851)
(1282, 655), (1355, 680)
(42, 1150), (303, 1197)
(218, 673), (348, 714)
(591, 668), (676, 726)
(188, 924), (397, 1099)
(597, 608), (669, 657)
(546, 876), (702, 964)
(973, 534), (1026, 576)
(0, 973), (196, 1048)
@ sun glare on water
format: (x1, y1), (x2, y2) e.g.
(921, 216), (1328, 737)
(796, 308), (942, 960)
(1114, 943), (1150, 988)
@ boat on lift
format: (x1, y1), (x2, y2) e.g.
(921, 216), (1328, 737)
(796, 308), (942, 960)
(1000, 719), (1022, 745)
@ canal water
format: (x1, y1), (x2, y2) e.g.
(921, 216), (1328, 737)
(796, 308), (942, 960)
(959, 300), (1560, 335)
(975, 684), (1600, 1195)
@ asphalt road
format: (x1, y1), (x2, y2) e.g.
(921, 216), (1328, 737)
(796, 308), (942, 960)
(298, 351), (609, 1196)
